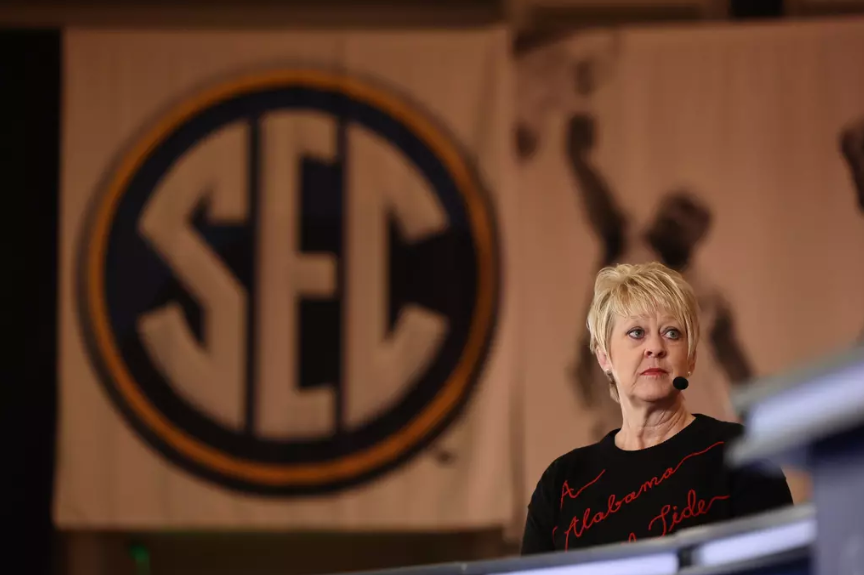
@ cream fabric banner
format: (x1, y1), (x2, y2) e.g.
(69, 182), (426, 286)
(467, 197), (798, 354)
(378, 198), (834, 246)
(517, 18), (864, 513)
(56, 28), (517, 530)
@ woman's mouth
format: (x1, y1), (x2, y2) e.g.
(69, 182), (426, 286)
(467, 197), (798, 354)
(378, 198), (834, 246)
(641, 368), (668, 376)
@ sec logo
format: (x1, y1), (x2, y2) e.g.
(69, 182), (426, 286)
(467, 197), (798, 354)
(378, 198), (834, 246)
(77, 69), (500, 495)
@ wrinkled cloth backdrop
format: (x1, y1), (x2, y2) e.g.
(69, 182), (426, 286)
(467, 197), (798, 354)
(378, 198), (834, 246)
(516, 18), (864, 513)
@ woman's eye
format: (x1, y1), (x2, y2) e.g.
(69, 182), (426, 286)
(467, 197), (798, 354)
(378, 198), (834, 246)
(627, 328), (644, 339)
(665, 328), (682, 339)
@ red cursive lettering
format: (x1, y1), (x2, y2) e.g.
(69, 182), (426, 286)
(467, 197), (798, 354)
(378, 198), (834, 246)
(557, 441), (726, 549)
(562, 491), (627, 548)
(608, 493), (622, 514)
(648, 489), (730, 536)
(620, 442), (724, 506)
(560, 470), (605, 510)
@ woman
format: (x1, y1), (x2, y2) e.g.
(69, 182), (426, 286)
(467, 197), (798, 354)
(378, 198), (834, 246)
(521, 262), (793, 554)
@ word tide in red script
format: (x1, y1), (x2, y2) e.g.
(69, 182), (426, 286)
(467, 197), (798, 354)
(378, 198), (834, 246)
(648, 489), (730, 537)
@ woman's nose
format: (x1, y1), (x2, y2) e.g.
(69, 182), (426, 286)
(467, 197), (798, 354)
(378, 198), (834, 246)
(645, 335), (667, 357)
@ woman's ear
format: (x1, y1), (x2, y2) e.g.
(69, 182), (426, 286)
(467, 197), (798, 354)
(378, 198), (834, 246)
(688, 350), (697, 377)
(596, 349), (612, 374)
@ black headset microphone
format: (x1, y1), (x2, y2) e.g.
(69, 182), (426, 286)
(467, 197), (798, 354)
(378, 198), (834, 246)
(673, 376), (689, 391)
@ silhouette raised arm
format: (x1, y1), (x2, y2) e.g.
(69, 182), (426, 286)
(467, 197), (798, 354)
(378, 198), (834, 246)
(566, 114), (628, 266)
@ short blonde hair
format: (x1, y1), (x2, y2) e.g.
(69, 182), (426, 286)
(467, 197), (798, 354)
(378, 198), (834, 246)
(587, 262), (700, 365)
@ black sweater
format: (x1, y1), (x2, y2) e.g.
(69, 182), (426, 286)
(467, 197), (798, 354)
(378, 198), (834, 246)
(521, 414), (793, 554)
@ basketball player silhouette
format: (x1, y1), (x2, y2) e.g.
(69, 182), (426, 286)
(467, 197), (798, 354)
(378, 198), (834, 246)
(568, 113), (754, 437)
(518, 55), (753, 438)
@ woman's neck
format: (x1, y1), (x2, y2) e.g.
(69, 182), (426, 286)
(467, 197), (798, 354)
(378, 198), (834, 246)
(614, 399), (694, 451)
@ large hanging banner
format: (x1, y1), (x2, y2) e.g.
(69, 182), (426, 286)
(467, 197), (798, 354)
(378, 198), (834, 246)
(56, 28), (517, 529)
(516, 19), (864, 511)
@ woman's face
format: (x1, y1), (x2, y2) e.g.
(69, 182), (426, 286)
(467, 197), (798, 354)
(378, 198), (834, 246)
(597, 309), (695, 405)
